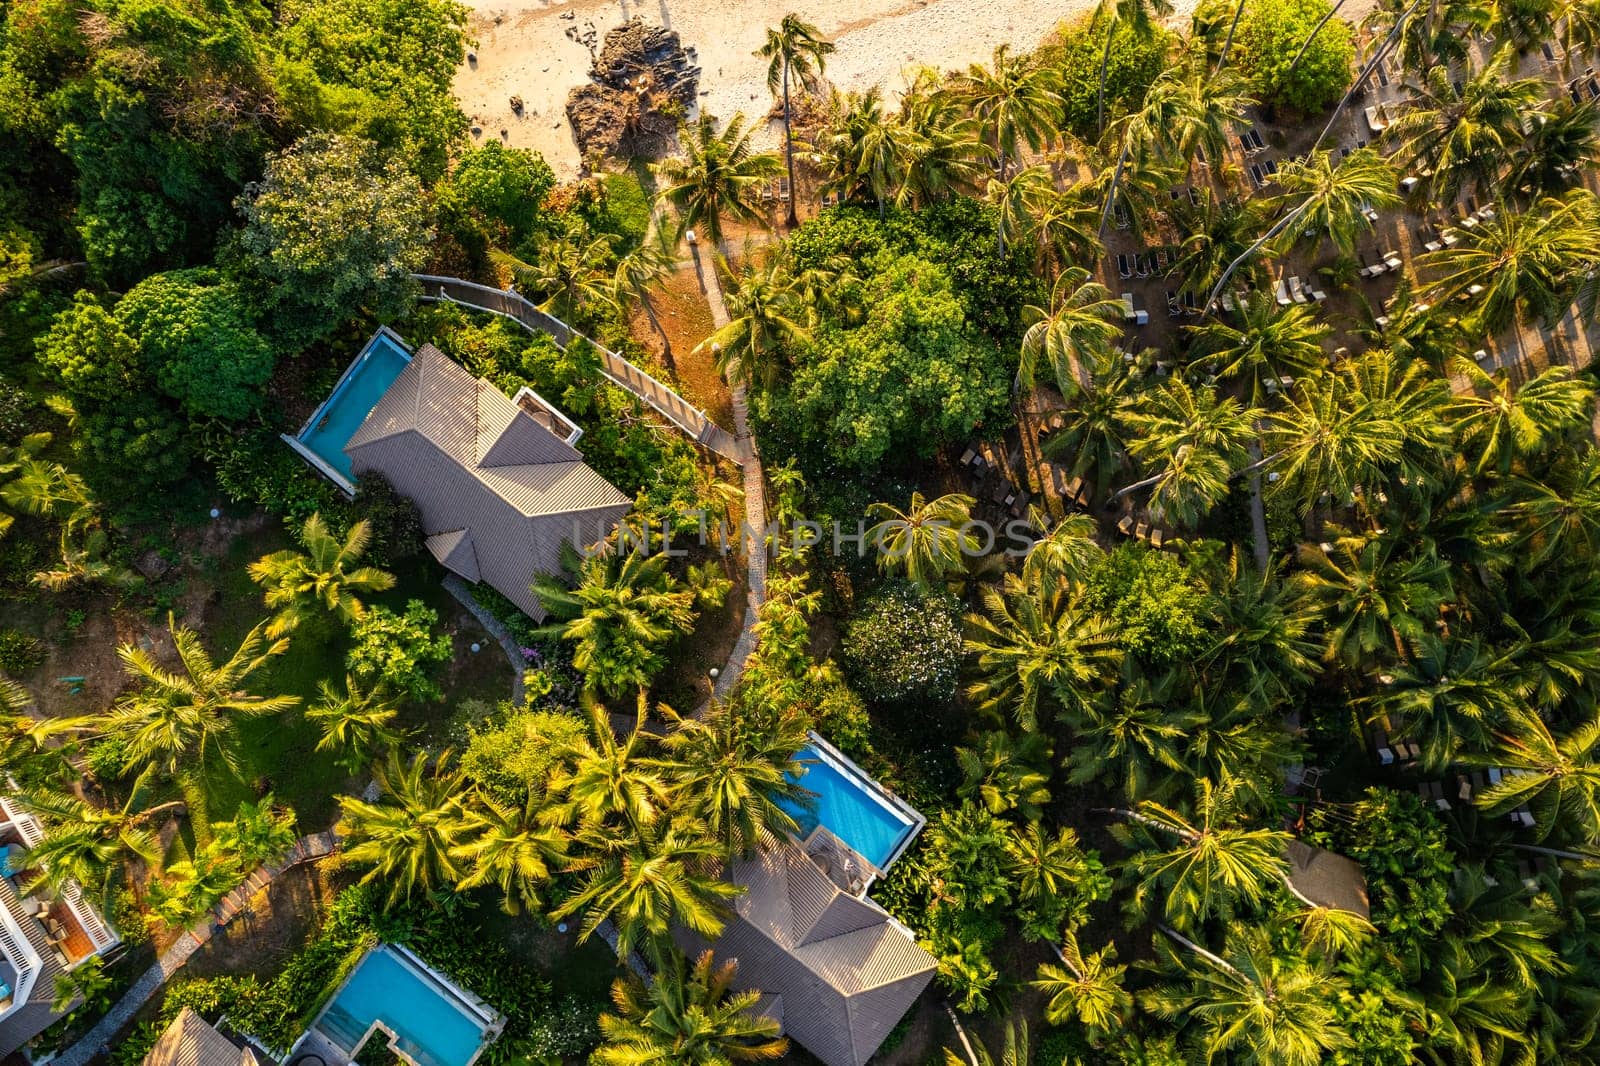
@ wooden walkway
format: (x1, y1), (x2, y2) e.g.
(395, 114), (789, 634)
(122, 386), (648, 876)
(52, 831), (341, 1066)
(413, 274), (744, 463)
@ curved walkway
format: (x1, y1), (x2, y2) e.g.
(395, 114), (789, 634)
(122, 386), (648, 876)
(52, 831), (341, 1066)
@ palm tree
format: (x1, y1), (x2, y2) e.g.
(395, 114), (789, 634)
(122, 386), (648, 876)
(15, 790), (181, 906)
(1474, 708), (1600, 840)
(1190, 298), (1330, 406)
(810, 86), (901, 210)
(247, 513), (395, 638)
(1201, 552), (1320, 703)
(1019, 266), (1125, 395)
(1041, 349), (1138, 489)
(304, 675), (404, 773)
(610, 221), (681, 372)
(502, 230), (616, 323)
(554, 823), (743, 960)
(896, 71), (988, 207)
(0, 436), (94, 536)
(1272, 148), (1401, 256)
(757, 15), (835, 229)
(1068, 671), (1198, 802)
(1110, 778), (1292, 930)
(1144, 925), (1350, 1066)
(32, 528), (139, 593)
(1260, 369), (1410, 514)
(953, 44), (1064, 178)
(660, 702), (809, 857)
(966, 573), (1122, 731)
(336, 750), (468, 904)
(1021, 511), (1103, 588)
(595, 950), (787, 1063)
(985, 164), (1052, 258)
(1090, 0), (1176, 132)
(1116, 379), (1258, 527)
(1035, 931), (1132, 1035)
(1028, 184), (1102, 278)
(942, 1021), (1030, 1066)
(1141, 61), (1255, 170)
(534, 547), (698, 698)
(956, 731), (1053, 820)
(1390, 56), (1545, 201)
(452, 792), (570, 915)
(1446, 359), (1593, 477)
(655, 113), (783, 247)
(1513, 98), (1600, 198)
(1291, 527), (1451, 668)
(1508, 451), (1600, 565)
(1367, 633), (1520, 771)
(697, 256), (809, 389)
(107, 615), (298, 785)
(548, 701), (672, 835)
(865, 491), (980, 586)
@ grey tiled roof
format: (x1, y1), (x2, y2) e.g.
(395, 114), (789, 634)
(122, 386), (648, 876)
(140, 1008), (262, 1066)
(345, 345), (632, 619)
(677, 842), (936, 1066)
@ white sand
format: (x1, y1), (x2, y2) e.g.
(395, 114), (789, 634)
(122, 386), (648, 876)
(455, 0), (1206, 178)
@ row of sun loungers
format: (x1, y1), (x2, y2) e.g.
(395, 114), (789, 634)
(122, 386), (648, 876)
(1116, 247), (1181, 279)
(1116, 512), (1173, 549)
(1275, 275), (1328, 305)
(760, 178), (792, 204)
(1237, 127), (1267, 153)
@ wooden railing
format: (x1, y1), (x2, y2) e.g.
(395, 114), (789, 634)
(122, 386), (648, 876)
(413, 274), (721, 447)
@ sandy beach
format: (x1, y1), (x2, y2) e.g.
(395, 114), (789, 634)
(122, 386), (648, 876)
(456, 0), (1209, 178)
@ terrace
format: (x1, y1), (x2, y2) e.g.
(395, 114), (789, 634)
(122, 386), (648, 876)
(0, 796), (120, 971)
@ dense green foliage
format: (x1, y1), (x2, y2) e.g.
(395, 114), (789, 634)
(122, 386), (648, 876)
(1232, 0), (1355, 113)
(346, 599), (452, 702)
(840, 581), (965, 705)
(1041, 16), (1176, 139)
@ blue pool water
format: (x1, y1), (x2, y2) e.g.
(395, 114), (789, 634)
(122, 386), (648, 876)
(315, 947), (490, 1066)
(778, 744), (916, 869)
(297, 333), (412, 482)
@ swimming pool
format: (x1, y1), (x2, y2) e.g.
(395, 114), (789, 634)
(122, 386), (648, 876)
(294, 331), (412, 487)
(312, 945), (498, 1066)
(778, 735), (923, 871)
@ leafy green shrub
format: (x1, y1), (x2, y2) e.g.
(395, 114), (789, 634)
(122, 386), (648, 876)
(1041, 16), (1175, 141)
(205, 425), (347, 521)
(351, 473), (422, 567)
(1083, 546), (1209, 666)
(0, 628), (44, 674)
(522, 991), (603, 1059)
(437, 141), (555, 247)
(840, 582), (963, 705)
(0, 377), (39, 440)
(461, 708), (586, 803)
(84, 736), (134, 783)
(1233, 0), (1354, 113)
(347, 600), (453, 702)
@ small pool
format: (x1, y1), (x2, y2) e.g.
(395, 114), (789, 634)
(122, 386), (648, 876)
(312, 946), (497, 1066)
(778, 737), (922, 871)
(295, 331), (412, 485)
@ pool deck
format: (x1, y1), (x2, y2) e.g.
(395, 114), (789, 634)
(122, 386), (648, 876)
(795, 732), (926, 880)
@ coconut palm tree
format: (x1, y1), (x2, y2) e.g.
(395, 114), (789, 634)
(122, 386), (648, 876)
(1508, 450), (1600, 565)
(660, 702), (809, 857)
(32, 528), (138, 593)
(15, 790), (181, 907)
(107, 615), (298, 786)
(501, 230), (616, 324)
(698, 256), (810, 389)
(1190, 298), (1330, 406)
(452, 792), (570, 915)
(1513, 98), (1600, 198)
(1390, 56), (1545, 201)
(1291, 527), (1451, 668)
(1144, 925), (1350, 1066)
(1029, 184), (1102, 279)
(810, 86), (901, 210)
(548, 701), (672, 836)
(986, 164), (1053, 258)
(1035, 931), (1133, 1035)
(865, 491), (980, 587)
(1271, 148), (1401, 256)
(595, 950), (787, 1064)
(1090, 0), (1176, 133)
(1041, 348), (1139, 490)
(1021, 511), (1104, 588)
(1019, 266), (1126, 396)
(1367, 634), (1520, 771)
(1561, 0), (1600, 62)
(1116, 379), (1258, 527)
(1172, 194), (1272, 298)
(1445, 359), (1593, 477)
(1069, 673), (1200, 802)
(0, 435), (94, 536)
(953, 44), (1064, 178)
(555, 823), (743, 960)
(1111, 778), (1292, 930)
(609, 221), (681, 372)
(534, 547), (698, 698)
(1474, 707), (1600, 840)
(1140, 61), (1255, 171)
(337, 750), (469, 904)
(965, 572), (1122, 731)
(655, 113), (783, 247)
(896, 71), (988, 207)
(1200, 553), (1320, 703)
(942, 1021), (1030, 1066)
(304, 675), (404, 773)
(1260, 369), (1410, 515)
(757, 15), (835, 229)
(248, 513), (395, 638)
(957, 731), (1053, 820)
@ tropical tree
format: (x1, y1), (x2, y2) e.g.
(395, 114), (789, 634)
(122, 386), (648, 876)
(1474, 708), (1600, 840)
(304, 675), (404, 773)
(1140, 60), (1255, 170)
(660, 702), (809, 857)
(595, 950), (787, 1063)
(698, 256), (809, 389)
(0, 434), (94, 537)
(508, 229), (615, 323)
(1022, 511), (1104, 588)
(757, 15), (835, 229)
(610, 221), (681, 371)
(1111, 778), (1292, 930)
(957, 730), (1053, 820)
(953, 44), (1064, 177)
(1508, 450), (1600, 565)
(1445, 359), (1593, 477)
(1035, 931), (1133, 1035)
(1390, 55), (1546, 201)
(1090, 0), (1176, 132)
(942, 1021), (1030, 1066)
(1271, 147), (1401, 256)
(32, 528), (138, 593)
(547, 702), (672, 836)
(1513, 98), (1600, 198)
(14, 789), (180, 906)
(1068, 671), (1197, 802)
(1190, 298), (1330, 405)
(336, 750), (469, 904)
(1041, 349), (1139, 489)
(655, 113), (783, 247)
(1117, 379), (1258, 527)
(452, 792), (570, 915)
(810, 86), (901, 210)
(1019, 266), (1125, 395)
(1291, 527), (1451, 668)
(534, 547), (699, 697)
(1261, 368), (1411, 514)
(896, 70), (988, 207)
(965, 573), (1122, 730)
(1367, 634), (1520, 771)
(107, 616), (298, 786)
(248, 512), (395, 638)
(865, 491), (980, 586)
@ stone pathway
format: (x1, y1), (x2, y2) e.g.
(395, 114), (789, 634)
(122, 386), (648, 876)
(51, 831), (340, 1066)
(692, 244), (769, 705)
(442, 575), (527, 706)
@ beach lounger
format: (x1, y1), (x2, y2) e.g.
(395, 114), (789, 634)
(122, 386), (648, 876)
(1365, 105), (1388, 134)
(1289, 276), (1308, 304)
(1117, 515), (1136, 536)
(1135, 254), (1151, 278)
(776, 177), (791, 203)
(1117, 253), (1132, 279)
(1383, 250), (1403, 270)
(1249, 128), (1266, 150)
(1543, 41), (1557, 62)
(1167, 290), (1182, 316)
(1149, 528), (1164, 549)
(1134, 520), (1150, 541)
(1276, 277), (1292, 306)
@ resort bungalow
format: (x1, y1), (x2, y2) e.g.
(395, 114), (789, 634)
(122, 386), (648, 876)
(140, 1009), (267, 1066)
(0, 796), (122, 1057)
(1285, 840), (1371, 919)
(678, 735), (937, 1066)
(285, 332), (632, 619)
